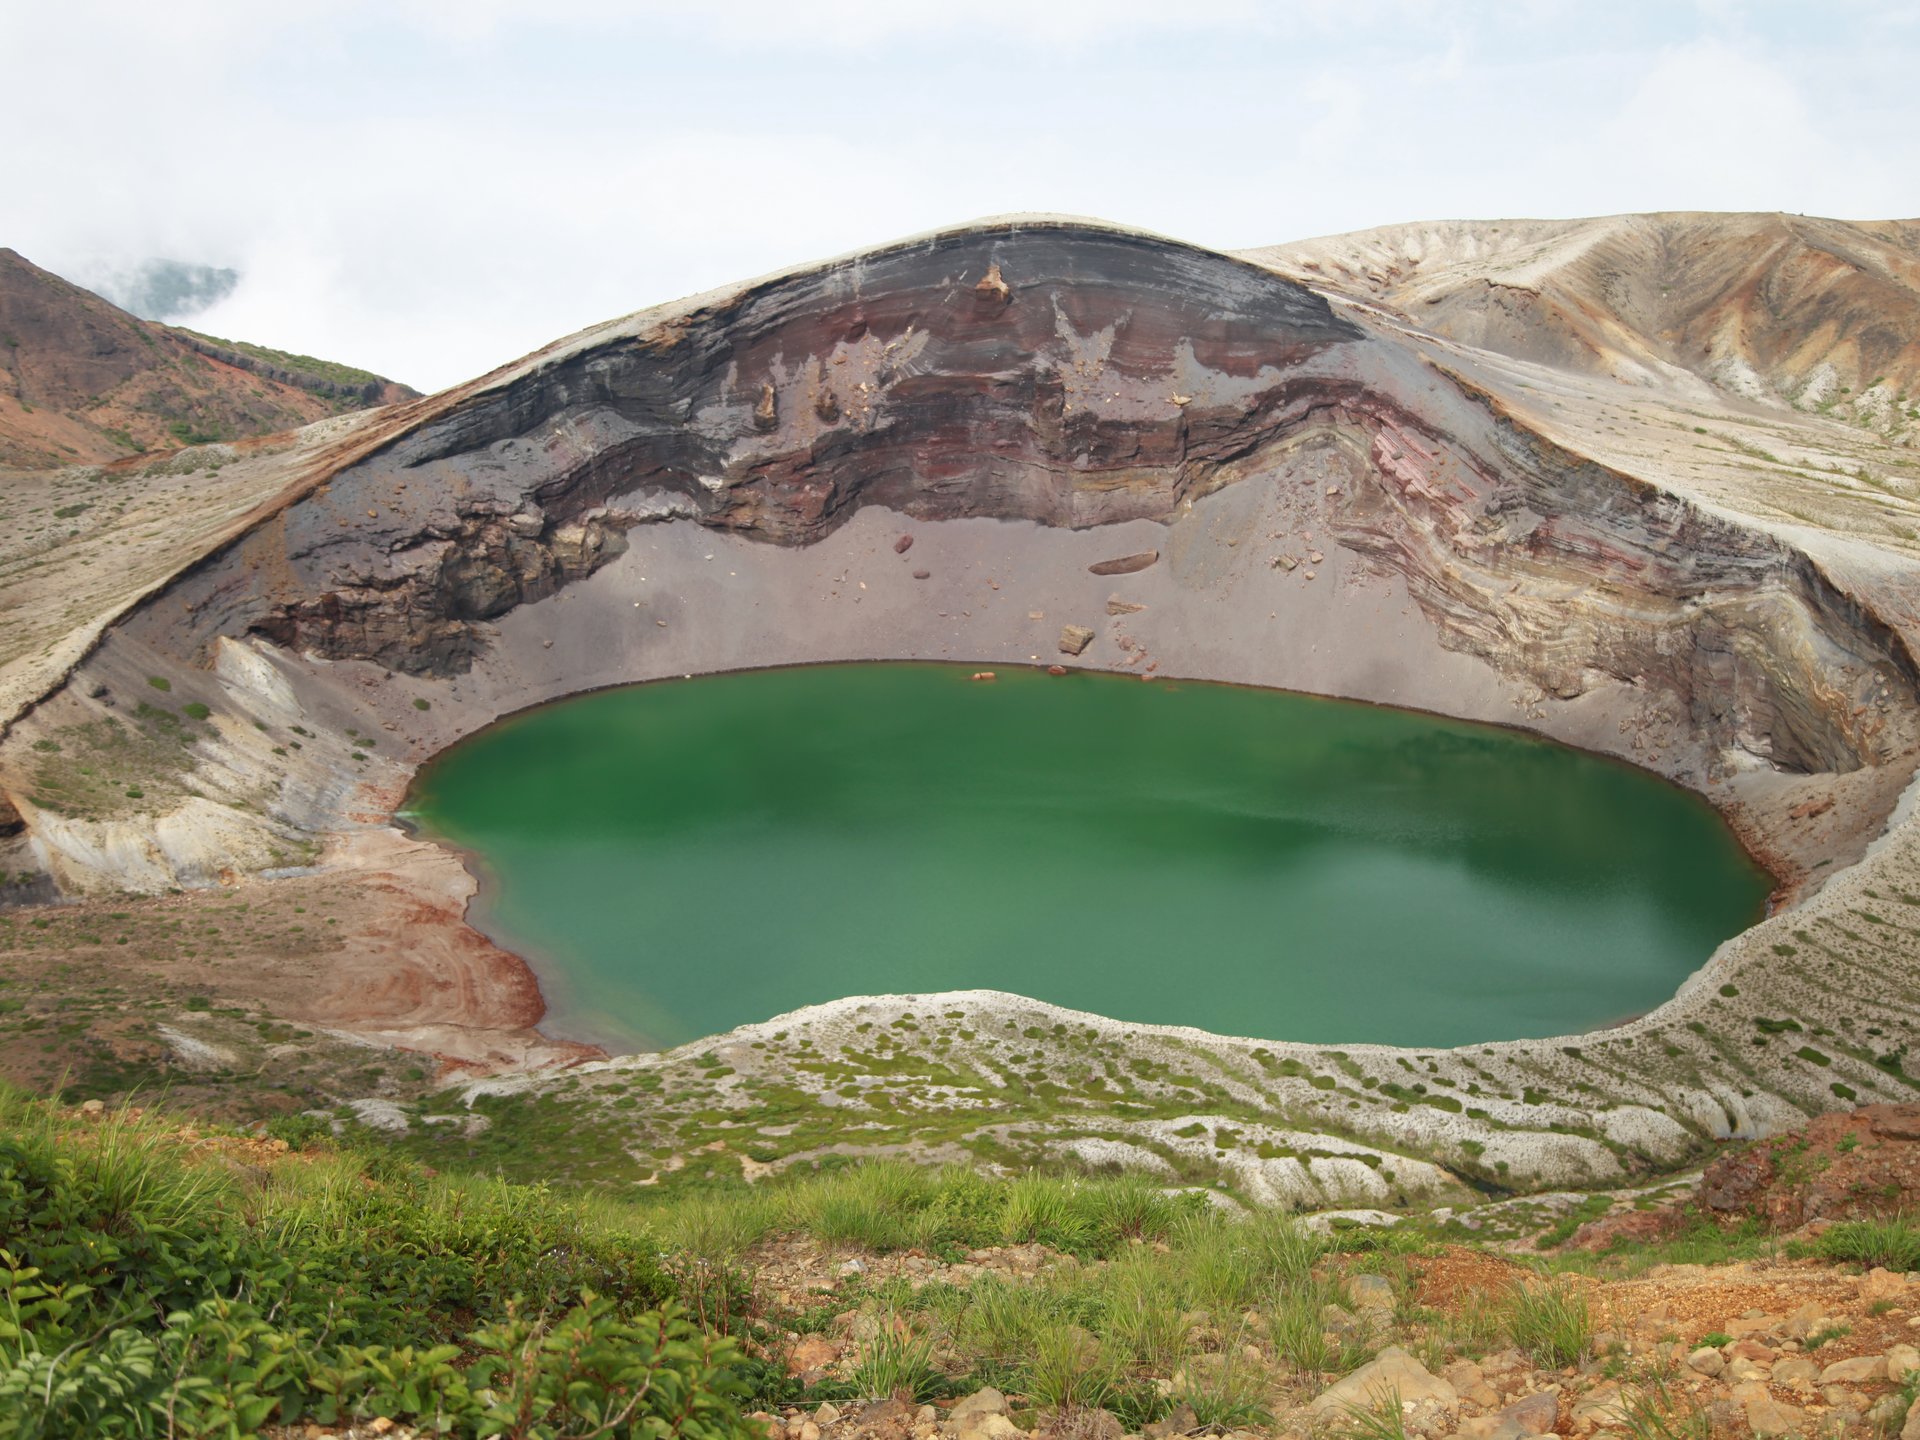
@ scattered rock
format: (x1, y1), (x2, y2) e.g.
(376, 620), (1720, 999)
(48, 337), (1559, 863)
(1058, 625), (1095, 656)
(753, 383), (778, 431)
(1891, 1343), (1920, 1382)
(975, 263), (1011, 304)
(1047, 665), (1068, 676)
(1088, 551), (1158, 576)
(1498, 1390), (1560, 1435)
(1348, 1273), (1395, 1311)
(1687, 1345), (1725, 1377)
(951, 1389), (1008, 1422)
(786, 1335), (840, 1377)
(1772, 1355), (1820, 1386)
(1310, 1345), (1458, 1416)
(1782, 1300), (1829, 1339)
(1820, 1354), (1887, 1383)
(1732, 1380), (1805, 1437)
(971, 672), (996, 682)
(1570, 1382), (1631, 1427)
(1106, 595), (1146, 615)
(850, 1396), (916, 1438)
(912, 569), (930, 580)
(1867, 1267), (1914, 1302)
(813, 1402), (842, 1427)
(814, 388), (840, 421)
(894, 534), (914, 554)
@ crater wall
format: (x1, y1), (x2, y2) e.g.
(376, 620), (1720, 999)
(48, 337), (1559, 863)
(115, 221), (1913, 792)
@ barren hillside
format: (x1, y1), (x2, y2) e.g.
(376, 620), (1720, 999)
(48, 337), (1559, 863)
(1244, 212), (1920, 440)
(0, 247), (416, 469)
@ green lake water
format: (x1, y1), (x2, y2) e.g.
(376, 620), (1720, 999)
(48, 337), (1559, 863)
(408, 663), (1772, 1052)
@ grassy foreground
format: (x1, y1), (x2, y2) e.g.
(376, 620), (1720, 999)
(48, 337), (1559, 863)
(7, 1085), (1920, 1439)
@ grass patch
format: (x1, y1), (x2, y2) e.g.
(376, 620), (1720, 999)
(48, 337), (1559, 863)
(1819, 1214), (1920, 1272)
(1501, 1279), (1593, 1367)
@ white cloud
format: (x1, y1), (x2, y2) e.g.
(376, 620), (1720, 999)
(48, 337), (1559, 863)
(3, 2), (1917, 391)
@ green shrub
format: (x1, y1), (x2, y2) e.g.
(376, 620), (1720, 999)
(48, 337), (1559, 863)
(144, 677), (170, 692)
(1501, 1279), (1593, 1367)
(0, 1287), (747, 1438)
(999, 1173), (1094, 1252)
(181, 703), (210, 721)
(1819, 1214), (1920, 1272)
(1173, 1343), (1273, 1429)
(846, 1316), (940, 1402)
(1023, 1321), (1120, 1412)
(0, 1090), (715, 1436)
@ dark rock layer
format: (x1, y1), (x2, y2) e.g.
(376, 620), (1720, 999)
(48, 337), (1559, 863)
(122, 220), (1916, 778)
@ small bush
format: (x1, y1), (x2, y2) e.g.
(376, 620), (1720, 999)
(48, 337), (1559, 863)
(1175, 1344), (1274, 1429)
(1024, 1322), (1120, 1413)
(1502, 1279), (1593, 1367)
(1099, 1252), (1191, 1373)
(413, 698), (432, 711)
(182, 702), (211, 721)
(1089, 1173), (1181, 1243)
(1819, 1214), (1920, 1272)
(145, 677), (171, 692)
(1270, 1279), (1338, 1377)
(1000, 1173), (1094, 1253)
(847, 1316), (940, 1402)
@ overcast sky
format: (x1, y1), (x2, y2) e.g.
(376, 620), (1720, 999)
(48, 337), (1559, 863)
(5, 0), (1917, 392)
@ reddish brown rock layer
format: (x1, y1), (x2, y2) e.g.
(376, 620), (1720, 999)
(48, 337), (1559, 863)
(1700, 1104), (1920, 1229)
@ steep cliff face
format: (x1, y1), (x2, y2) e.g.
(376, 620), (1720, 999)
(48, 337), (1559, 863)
(123, 220), (1910, 784)
(147, 225), (1358, 671)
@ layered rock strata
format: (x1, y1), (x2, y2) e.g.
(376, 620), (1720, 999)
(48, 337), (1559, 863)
(3, 216), (1920, 1182)
(111, 222), (1914, 786)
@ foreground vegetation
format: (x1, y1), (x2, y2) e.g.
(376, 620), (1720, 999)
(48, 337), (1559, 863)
(8, 1085), (1920, 1438)
(0, 1089), (742, 1437)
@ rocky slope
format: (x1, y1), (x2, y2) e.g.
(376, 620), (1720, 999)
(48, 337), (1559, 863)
(2, 213), (1919, 1190)
(0, 247), (415, 468)
(1245, 212), (1920, 440)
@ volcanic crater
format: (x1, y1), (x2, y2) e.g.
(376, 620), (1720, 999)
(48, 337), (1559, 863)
(5, 214), (1920, 1201)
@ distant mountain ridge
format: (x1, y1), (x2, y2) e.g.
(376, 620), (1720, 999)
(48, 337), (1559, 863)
(0, 247), (417, 469)
(1241, 211), (1920, 443)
